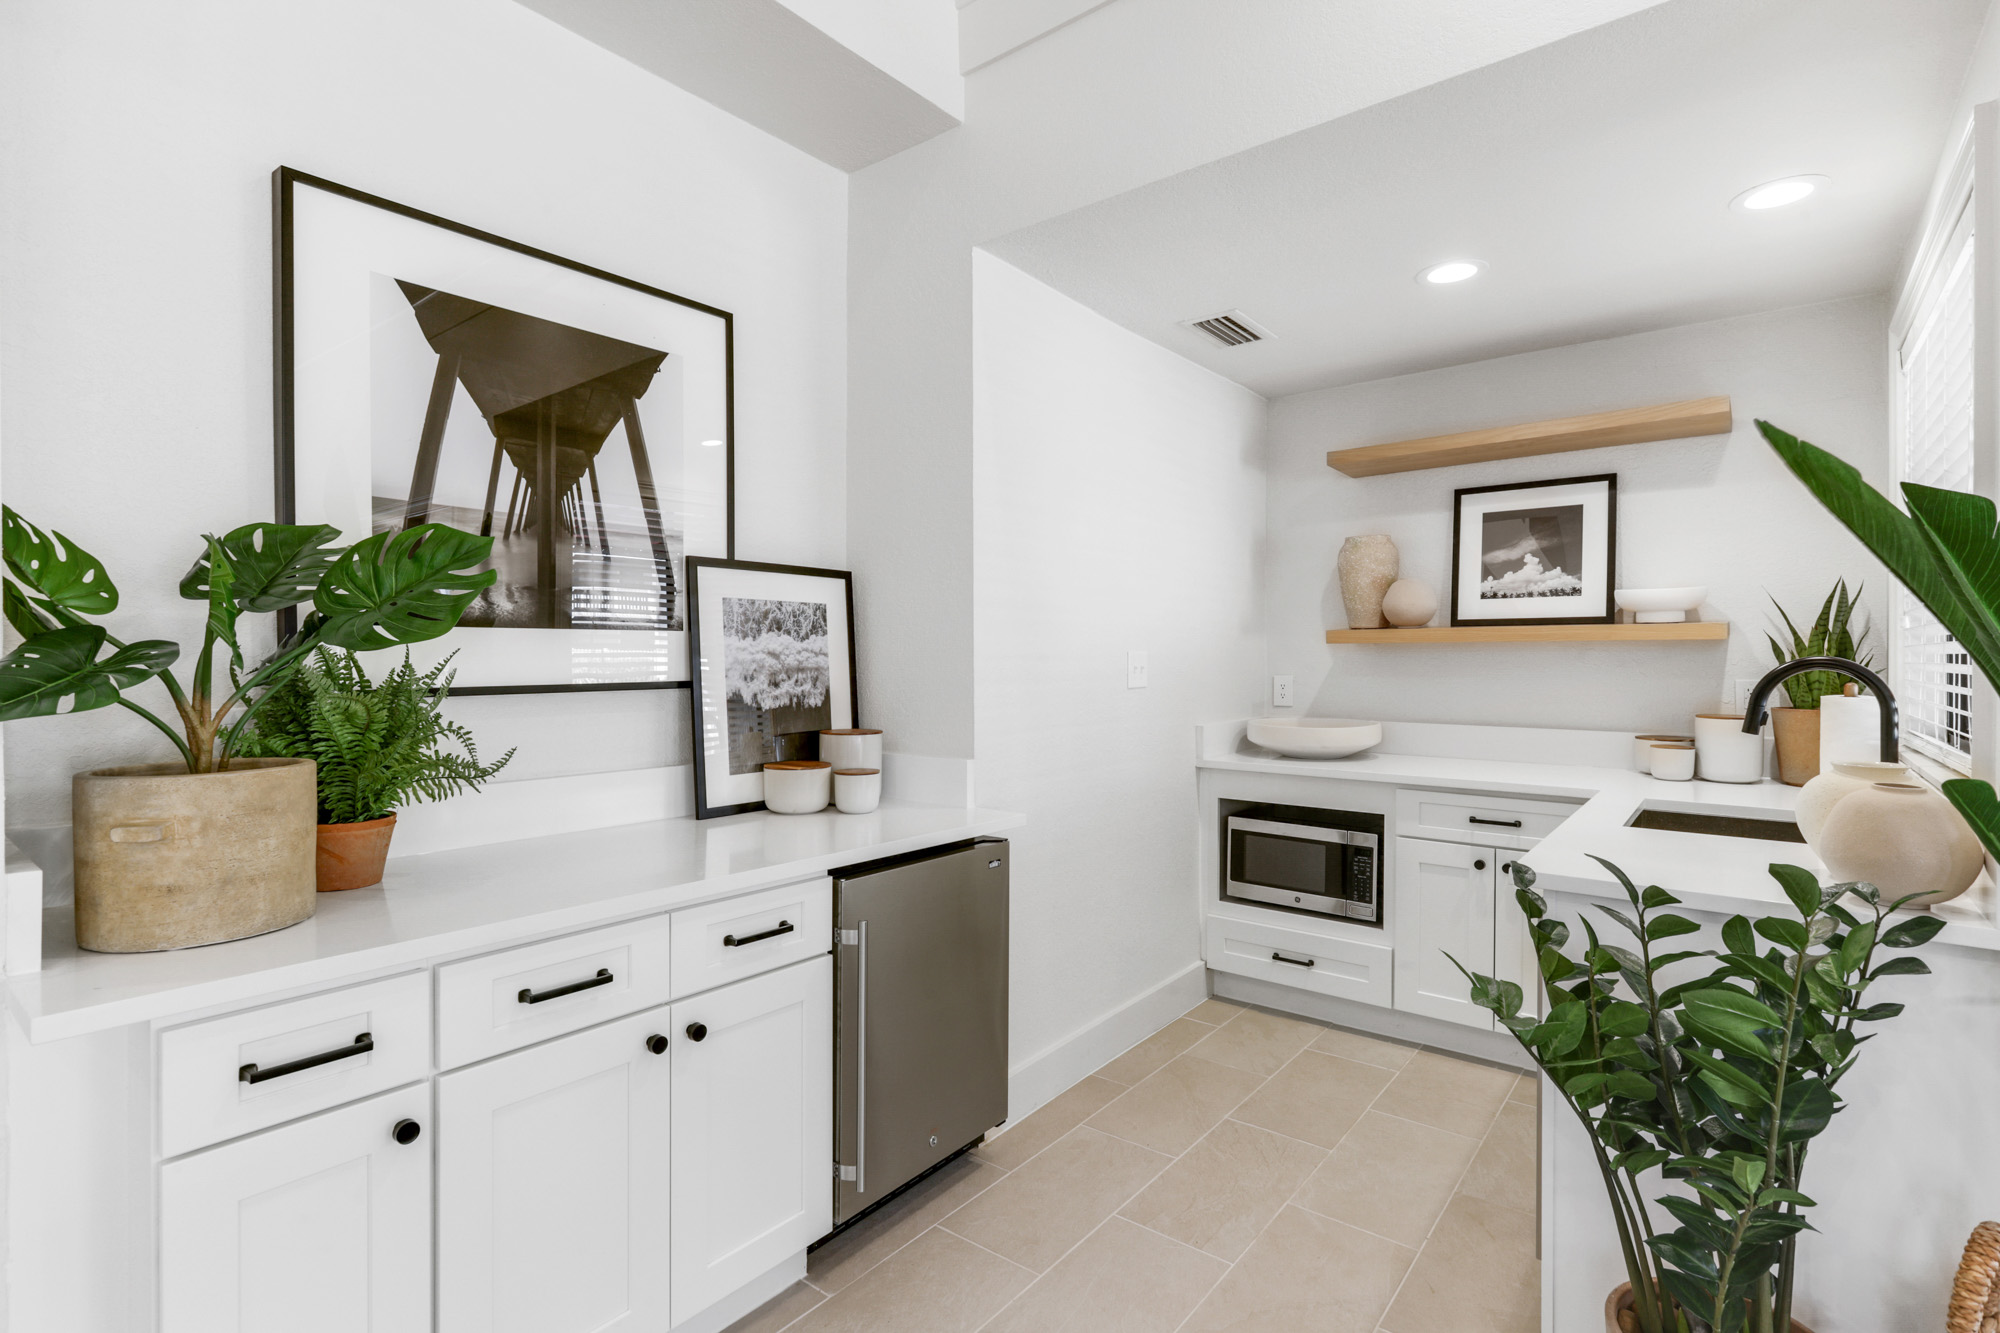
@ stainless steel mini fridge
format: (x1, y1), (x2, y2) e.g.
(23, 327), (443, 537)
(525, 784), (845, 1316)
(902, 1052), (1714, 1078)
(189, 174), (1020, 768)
(832, 838), (1009, 1227)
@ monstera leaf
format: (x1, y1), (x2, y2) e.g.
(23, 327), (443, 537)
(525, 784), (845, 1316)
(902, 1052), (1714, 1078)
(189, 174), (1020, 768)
(1, 506), (118, 619)
(180, 522), (343, 614)
(313, 525), (495, 651)
(2, 579), (58, 640)
(0, 626), (178, 719)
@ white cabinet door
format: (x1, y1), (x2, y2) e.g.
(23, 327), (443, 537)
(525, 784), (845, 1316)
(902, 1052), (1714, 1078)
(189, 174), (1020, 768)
(160, 1084), (431, 1333)
(670, 955), (832, 1327)
(1491, 850), (1543, 1019)
(1393, 837), (1497, 1030)
(438, 1007), (673, 1333)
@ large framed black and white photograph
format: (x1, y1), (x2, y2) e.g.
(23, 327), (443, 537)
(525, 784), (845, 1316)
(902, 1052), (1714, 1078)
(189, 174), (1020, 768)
(1451, 474), (1616, 626)
(275, 167), (732, 691)
(687, 558), (858, 819)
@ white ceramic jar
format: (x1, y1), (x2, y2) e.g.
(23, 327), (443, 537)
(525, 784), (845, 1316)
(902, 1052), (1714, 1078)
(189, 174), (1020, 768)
(762, 761), (832, 814)
(1794, 759), (1910, 848)
(833, 768), (881, 815)
(1817, 781), (1983, 907)
(1650, 743), (1696, 781)
(1633, 734), (1693, 773)
(820, 729), (883, 770)
(1694, 714), (1764, 784)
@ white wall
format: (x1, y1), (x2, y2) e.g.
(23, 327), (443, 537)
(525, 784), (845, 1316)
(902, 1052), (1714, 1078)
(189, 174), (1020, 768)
(777, 0), (964, 117)
(1265, 296), (1893, 734)
(971, 252), (1266, 1110)
(0, 0), (848, 828)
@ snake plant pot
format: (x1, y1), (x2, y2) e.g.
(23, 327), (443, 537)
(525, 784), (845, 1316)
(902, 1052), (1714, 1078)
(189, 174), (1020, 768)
(315, 813), (398, 892)
(1606, 1284), (1816, 1333)
(71, 757), (317, 953)
(1771, 706), (1822, 786)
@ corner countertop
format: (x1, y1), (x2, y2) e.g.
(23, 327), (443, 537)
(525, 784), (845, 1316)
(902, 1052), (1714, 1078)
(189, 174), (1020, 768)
(8, 801), (1025, 1043)
(1197, 719), (1999, 950)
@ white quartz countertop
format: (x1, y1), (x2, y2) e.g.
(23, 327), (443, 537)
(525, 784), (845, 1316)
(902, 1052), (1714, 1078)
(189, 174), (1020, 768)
(1199, 720), (1999, 951)
(9, 801), (1025, 1043)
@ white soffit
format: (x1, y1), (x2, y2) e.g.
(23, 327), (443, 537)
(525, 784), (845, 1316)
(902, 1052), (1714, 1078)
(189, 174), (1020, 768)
(513, 0), (961, 171)
(981, 0), (1991, 397)
(958, 0), (1119, 72)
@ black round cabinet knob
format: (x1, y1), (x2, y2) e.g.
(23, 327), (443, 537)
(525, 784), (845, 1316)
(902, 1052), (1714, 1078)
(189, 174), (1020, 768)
(646, 1034), (669, 1055)
(1474, 859), (1487, 871)
(686, 1022), (709, 1043)
(1501, 862), (1514, 875)
(392, 1119), (422, 1146)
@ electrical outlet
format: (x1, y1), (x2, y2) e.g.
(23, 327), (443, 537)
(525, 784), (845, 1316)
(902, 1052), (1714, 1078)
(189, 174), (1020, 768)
(1736, 678), (1758, 713)
(1272, 675), (1295, 708)
(1127, 651), (1148, 689)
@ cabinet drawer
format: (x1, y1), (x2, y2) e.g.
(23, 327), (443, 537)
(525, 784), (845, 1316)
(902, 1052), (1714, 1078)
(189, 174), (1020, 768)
(160, 971), (430, 1158)
(1396, 789), (1578, 850)
(669, 878), (830, 1000)
(437, 915), (673, 1070)
(1204, 912), (1393, 1006)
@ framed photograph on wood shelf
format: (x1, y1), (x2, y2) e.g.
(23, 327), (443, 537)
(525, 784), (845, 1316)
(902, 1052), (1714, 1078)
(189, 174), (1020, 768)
(1450, 474), (1617, 627)
(273, 166), (733, 693)
(687, 558), (858, 819)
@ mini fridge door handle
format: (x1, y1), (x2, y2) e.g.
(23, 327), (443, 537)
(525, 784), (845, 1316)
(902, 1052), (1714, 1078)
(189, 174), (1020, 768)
(855, 919), (868, 1196)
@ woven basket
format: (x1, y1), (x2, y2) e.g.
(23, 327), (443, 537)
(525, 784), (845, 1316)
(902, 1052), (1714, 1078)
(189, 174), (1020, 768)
(1948, 1222), (2000, 1333)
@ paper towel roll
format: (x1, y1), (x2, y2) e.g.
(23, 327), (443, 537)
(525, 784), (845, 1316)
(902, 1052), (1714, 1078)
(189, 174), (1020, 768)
(1817, 689), (1881, 774)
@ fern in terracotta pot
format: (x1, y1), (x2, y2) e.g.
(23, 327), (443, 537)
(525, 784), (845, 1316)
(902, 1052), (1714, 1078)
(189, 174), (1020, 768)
(236, 649), (514, 892)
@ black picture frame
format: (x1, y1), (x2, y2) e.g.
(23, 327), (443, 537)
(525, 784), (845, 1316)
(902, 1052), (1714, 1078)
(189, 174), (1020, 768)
(686, 557), (860, 819)
(1450, 473), (1617, 627)
(272, 166), (734, 694)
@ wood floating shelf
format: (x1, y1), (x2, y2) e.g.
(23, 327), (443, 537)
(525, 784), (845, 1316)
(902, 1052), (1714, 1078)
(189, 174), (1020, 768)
(1324, 396), (1733, 477)
(1325, 622), (1730, 645)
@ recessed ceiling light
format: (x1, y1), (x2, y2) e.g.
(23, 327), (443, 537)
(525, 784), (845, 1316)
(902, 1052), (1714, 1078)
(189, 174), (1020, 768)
(701, 439), (723, 447)
(1419, 260), (1484, 285)
(1732, 175), (1828, 212)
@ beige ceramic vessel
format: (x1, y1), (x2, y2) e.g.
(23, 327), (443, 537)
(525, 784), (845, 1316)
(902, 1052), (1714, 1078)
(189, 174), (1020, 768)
(71, 757), (317, 953)
(1380, 577), (1436, 627)
(1337, 534), (1399, 629)
(1817, 781), (1983, 908)
(1794, 759), (1910, 848)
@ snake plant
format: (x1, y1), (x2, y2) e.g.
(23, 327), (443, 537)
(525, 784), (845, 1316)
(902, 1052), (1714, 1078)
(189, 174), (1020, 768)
(1766, 580), (1871, 709)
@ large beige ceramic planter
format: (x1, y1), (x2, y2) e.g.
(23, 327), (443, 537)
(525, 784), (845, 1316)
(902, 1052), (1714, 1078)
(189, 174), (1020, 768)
(72, 758), (317, 953)
(1606, 1284), (1816, 1333)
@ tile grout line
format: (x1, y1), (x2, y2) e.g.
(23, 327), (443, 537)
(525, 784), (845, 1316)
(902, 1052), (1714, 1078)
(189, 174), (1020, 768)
(800, 1154), (1017, 1307)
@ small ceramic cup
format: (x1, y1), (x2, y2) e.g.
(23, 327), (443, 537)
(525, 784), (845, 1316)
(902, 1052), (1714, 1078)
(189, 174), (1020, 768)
(1632, 734), (1693, 773)
(820, 729), (883, 770)
(1650, 743), (1696, 782)
(762, 760), (832, 814)
(833, 768), (881, 815)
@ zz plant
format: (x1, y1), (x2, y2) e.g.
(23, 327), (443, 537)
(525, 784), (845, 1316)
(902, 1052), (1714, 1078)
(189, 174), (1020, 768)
(235, 649), (513, 825)
(0, 508), (495, 773)
(1457, 858), (1940, 1333)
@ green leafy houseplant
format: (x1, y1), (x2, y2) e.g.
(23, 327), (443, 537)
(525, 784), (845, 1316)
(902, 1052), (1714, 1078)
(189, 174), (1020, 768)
(1765, 580), (1871, 709)
(236, 649), (514, 825)
(0, 509), (496, 771)
(1457, 859), (1940, 1333)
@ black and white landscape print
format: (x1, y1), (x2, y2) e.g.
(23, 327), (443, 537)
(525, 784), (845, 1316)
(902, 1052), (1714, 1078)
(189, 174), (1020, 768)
(721, 596), (832, 774)
(1478, 503), (1586, 599)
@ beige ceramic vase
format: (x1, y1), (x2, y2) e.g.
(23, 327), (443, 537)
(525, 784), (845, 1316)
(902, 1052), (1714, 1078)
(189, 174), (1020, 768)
(1338, 535), (1399, 629)
(71, 757), (317, 952)
(1380, 578), (1437, 628)
(1795, 759), (1910, 849)
(1816, 781), (1983, 908)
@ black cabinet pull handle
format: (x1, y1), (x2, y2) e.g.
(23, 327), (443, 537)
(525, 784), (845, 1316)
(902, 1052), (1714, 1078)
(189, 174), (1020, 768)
(723, 920), (794, 948)
(240, 1032), (373, 1085)
(686, 1022), (709, 1042)
(1271, 951), (1315, 969)
(393, 1119), (422, 1146)
(518, 968), (613, 1005)
(1469, 816), (1523, 828)
(646, 1034), (669, 1055)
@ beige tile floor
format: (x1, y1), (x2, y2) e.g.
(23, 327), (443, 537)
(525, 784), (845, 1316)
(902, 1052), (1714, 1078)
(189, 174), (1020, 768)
(725, 997), (1539, 1333)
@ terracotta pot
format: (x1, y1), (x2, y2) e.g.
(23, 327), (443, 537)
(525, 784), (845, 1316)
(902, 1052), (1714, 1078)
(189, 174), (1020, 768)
(71, 757), (317, 953)
(1771, 707), (1821, 786)
(1817, 781), (1982, 908)
(1606, 1283), (1816, 1333)
(316, 814), (398, 892)
(1338, 534), (1399, 629)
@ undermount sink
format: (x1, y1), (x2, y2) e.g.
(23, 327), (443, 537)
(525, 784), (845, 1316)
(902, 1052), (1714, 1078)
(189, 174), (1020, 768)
(1628, 805), (1804, 843)
(1246, 717), (1383, 759)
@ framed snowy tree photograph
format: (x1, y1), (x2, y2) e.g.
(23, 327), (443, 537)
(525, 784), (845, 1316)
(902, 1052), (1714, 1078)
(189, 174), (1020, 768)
(1450, 474), (1616, 627)
(685, 558), (858, 818)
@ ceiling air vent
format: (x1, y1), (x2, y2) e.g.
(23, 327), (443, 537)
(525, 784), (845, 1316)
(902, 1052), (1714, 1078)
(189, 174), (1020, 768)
(1182, 310), (1269, 347)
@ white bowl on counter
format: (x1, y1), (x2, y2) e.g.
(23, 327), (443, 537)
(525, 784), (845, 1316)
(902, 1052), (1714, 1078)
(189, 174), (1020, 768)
(1613, 586), (1708, 623)
(1246, 717), (1383, 759)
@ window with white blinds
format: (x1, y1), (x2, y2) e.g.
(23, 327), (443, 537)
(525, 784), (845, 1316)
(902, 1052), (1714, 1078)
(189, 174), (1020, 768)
(1894, 203), (1975, 768)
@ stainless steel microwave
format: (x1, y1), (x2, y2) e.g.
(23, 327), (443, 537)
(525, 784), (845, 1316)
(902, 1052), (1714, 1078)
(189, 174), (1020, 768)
(1224, 805), (1382, 925)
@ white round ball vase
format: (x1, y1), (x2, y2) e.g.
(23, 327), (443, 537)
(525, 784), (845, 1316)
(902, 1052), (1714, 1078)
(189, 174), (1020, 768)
(1816, 781), (1983, 908)
(1338, 535), (1399, 629)
(1795, 759), (1911, 849)
(1380, 579), (1437, 628)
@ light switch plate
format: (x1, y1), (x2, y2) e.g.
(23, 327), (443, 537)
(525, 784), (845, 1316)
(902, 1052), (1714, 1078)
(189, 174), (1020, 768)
(1127, 651), (1148, 689)
(1272, 675), (1294, 707)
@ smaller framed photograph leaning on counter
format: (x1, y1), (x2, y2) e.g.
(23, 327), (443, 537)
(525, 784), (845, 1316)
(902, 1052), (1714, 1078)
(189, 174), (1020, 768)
(1450, 473), (1617, 627)
(687, 559), (859, 819)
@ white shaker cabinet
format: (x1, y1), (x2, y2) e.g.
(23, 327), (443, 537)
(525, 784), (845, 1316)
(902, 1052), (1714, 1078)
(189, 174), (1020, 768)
(159, 1084), (432, 1333)
(1393, 836), (1499, 1030)
(437, 1007), (675, 1333)
(670, 954), (833, 1328)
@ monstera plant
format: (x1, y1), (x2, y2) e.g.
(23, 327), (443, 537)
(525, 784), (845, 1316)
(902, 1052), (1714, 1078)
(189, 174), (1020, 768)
(0, 508), (494, 772)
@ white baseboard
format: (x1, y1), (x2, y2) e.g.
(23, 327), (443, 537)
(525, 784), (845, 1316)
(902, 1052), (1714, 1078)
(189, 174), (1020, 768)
(881, 752), (974, 808)
(668, 1249), (806, 1333)
(1000, 960), (1208, 1127)
(1209, 971), (1532, 1070)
